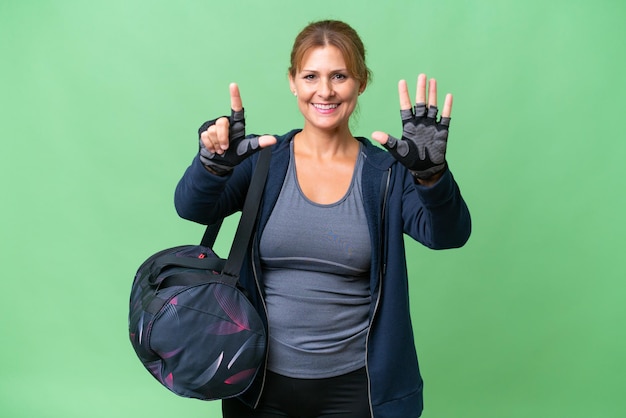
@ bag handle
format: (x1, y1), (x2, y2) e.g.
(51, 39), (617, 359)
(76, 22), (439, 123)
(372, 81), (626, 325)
(201, 148), (272, 286)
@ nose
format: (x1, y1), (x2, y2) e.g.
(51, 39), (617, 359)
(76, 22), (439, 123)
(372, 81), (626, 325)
(317, 78), (334, 98)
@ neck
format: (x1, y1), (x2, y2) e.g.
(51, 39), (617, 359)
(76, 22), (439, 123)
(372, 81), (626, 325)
(296, 124), (358, 159)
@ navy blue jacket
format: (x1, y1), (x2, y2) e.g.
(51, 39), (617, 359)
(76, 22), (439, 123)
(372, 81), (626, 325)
(174, 130), (471, 417)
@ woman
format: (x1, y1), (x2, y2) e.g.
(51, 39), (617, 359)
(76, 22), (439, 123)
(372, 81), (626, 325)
(175, 20), (471, 418)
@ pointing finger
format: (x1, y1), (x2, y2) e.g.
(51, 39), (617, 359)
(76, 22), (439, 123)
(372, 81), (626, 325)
(442, 93), (453, 118)
(398, 80), (412, 111)
(258, 135), (278, 148)
(428, 78), (437, 108)
(229, 82), (243, 112)
(415, 74), (427, 105)
(371, 131), (390, 145)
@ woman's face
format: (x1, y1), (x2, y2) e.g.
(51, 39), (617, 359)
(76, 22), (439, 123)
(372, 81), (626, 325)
(289, 45), (363, 133)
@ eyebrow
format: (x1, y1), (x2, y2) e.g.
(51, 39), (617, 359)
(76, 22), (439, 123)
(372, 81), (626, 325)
(300, 68), (348, 73)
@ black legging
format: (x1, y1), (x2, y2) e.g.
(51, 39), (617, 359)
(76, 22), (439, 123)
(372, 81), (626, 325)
(222, 367), (371, 417)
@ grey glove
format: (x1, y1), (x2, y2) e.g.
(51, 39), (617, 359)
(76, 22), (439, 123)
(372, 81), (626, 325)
(198, 108), (262, 175)
(383, 103), (450, 179)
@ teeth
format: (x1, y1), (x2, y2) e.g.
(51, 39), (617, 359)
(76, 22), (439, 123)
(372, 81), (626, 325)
(313, 103), (338, 110)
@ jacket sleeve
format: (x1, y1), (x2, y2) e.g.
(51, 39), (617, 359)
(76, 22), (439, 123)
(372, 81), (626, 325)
(401, 167), (471, 249)
(174, 153), (255, 225)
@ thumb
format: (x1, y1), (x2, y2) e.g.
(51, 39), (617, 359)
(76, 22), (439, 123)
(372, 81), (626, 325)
(371, 131), (389, 145)
(258, 135), (277, 148)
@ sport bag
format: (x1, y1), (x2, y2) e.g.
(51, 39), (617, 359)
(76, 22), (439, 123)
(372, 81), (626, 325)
(128, 148), (271, 400)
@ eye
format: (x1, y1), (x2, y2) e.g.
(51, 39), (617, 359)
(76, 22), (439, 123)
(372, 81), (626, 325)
(303, 74), (316, 80)
(332, 73), (348, 81)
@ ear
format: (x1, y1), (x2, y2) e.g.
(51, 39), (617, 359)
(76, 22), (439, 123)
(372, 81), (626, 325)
(289, 76), (296, 96)
(358, 81), (367, 95)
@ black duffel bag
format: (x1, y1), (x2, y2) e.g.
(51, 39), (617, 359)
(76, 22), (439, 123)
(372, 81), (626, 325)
(128, 148), (270, 400)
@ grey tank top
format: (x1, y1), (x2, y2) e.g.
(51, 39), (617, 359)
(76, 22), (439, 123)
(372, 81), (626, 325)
(259, 141), (372, 378)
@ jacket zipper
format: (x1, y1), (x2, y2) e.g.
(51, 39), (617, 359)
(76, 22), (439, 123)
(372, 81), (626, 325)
(365, 167), (391, 418)
(250, 166), (392, 414)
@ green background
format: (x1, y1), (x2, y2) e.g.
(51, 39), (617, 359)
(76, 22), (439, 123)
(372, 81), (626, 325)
(1, 0), (624, 417)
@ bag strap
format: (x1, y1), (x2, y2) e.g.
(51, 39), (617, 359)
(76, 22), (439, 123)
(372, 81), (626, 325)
(200, 219), (223, 248)
(201, 148), (272, 286)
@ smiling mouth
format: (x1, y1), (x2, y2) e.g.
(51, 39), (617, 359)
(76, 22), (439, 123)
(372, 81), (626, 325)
(313, 103), (339, 110)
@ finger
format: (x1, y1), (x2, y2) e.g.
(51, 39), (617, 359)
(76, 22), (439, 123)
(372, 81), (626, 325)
(428, 78), (437, 108)
(442, 93), (453, 118)
(415, 74), (427, 105)
(371, 131), (390, 145)
(258, 135), (277, 148)
(200, 129), (213, 151)
(215, 117), (230, 152)
(398, 80), (412, 111)
(229, 82), (243, 112)
(205, 125), (222, 153)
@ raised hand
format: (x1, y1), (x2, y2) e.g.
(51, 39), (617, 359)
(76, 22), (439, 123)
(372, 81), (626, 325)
(199, 83), (276, 174)
(372, 74), (452, 180)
